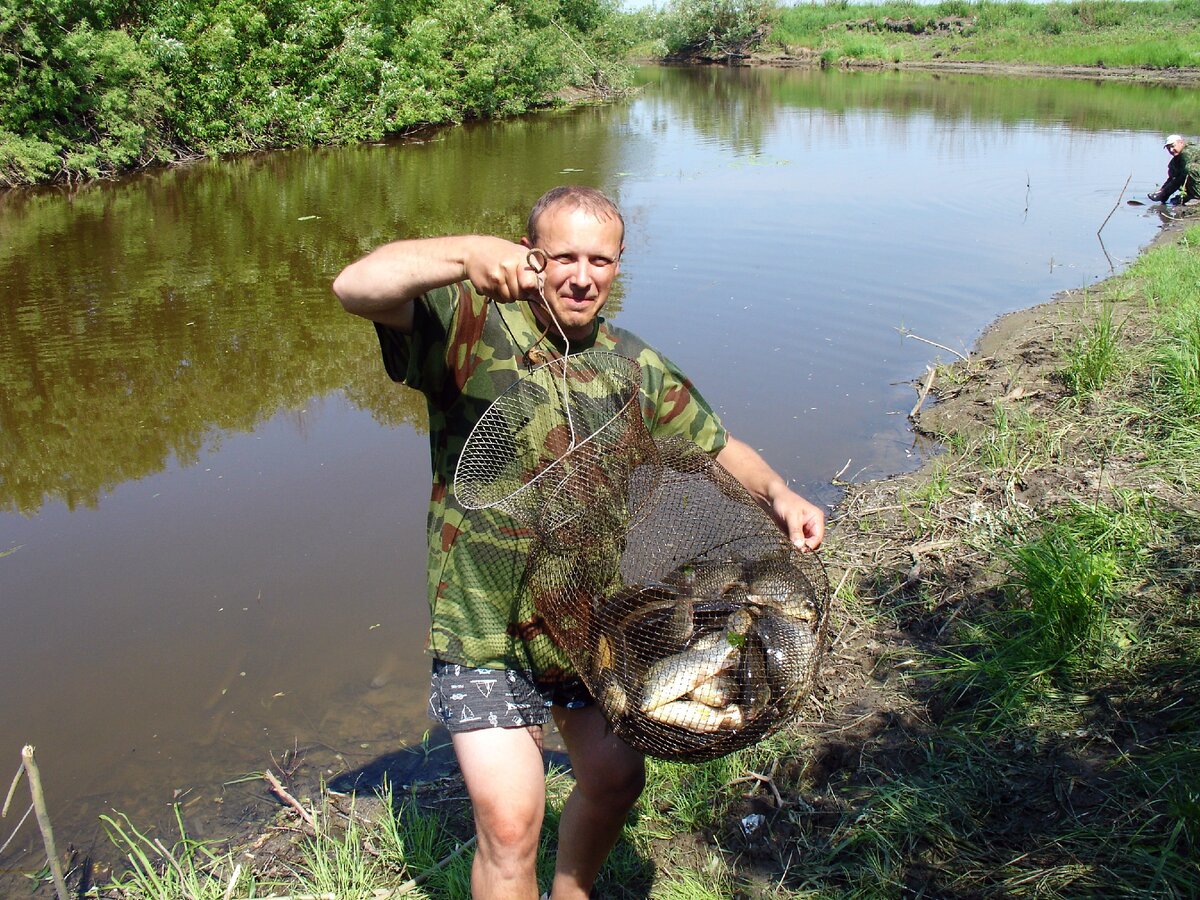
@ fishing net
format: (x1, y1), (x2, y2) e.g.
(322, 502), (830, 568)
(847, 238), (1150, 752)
(455, 350), (830, 762)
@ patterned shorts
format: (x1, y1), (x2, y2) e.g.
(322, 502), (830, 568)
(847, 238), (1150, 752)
(428, 660), (595, 733)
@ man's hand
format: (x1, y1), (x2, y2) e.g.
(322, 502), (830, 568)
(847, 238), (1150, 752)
(767, 485), (825, 551)
(463, 236), (543, 304)
(333, 235), (543, 330)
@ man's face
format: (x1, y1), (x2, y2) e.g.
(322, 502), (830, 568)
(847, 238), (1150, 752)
(1168, 139), (1185, 156)
(523, 204), (624, 341)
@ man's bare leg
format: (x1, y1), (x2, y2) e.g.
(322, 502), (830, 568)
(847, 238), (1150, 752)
(548, 705), (646, 900)
(452, 724), (547, 900)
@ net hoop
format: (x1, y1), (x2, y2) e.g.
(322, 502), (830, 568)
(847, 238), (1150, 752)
(453, 350), (650, 527)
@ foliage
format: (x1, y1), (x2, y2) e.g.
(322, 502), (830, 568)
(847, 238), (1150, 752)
(0, 0), (175, 183)
(0, 0), (632, 186)
(653, 0), (778, 59)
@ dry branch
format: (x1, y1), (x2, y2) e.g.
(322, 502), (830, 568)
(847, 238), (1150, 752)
(262, 771), (317, 832)
(909, 365), (937, 419)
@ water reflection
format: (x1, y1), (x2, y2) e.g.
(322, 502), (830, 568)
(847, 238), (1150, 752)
(0, 65), (1178, 873)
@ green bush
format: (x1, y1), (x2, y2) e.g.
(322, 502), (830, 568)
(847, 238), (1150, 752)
(656, 0), (777, 58)
(0, 0), (630, 186)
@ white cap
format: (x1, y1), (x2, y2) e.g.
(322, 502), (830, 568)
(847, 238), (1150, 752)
(1165, 134), (1184, 147)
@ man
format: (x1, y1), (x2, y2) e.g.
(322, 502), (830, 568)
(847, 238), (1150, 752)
(332, 186), (824, 900)
(1148, 134), (1199, 205)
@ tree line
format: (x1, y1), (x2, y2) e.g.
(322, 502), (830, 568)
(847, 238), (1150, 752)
(0, 0), (640, 187)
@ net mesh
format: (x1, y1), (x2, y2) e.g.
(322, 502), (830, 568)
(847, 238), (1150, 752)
(455, 351), (830, 762)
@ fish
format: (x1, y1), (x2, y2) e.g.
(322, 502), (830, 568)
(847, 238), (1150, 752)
(746, 558), (819, 623)
(669, 560), (748, 601)
(598, 675), (630, 717)
(639, 610), (753, 712)
(752, 610), (818, 695)
(643, 699), (744, 733)
(689, 673), (735, 708)
(739, 634), (773, 720)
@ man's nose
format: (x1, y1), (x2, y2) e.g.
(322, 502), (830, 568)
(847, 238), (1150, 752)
(567, 259), (593, 287)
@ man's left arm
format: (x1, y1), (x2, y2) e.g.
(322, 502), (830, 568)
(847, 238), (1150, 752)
(716, 437), (825, 551)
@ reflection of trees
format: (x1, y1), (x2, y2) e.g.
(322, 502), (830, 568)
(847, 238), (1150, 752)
(634, 65), (778, 157)
(0, 108), (629, 515)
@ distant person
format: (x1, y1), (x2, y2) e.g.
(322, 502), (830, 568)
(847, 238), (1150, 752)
(1148, 134), (1199, 205)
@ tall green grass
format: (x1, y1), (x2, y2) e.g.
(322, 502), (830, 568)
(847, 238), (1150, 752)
(1060, 300), (1123, 397)
(769, 0), (1200, 68)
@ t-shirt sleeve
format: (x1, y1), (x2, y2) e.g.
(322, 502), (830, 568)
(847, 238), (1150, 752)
(637, 347), (728, 455)
(372, 284), (470, 392)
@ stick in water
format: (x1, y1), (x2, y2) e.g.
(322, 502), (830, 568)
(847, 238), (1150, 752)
(1097, 173), (1133, 236)
(21, 745), (69, 900)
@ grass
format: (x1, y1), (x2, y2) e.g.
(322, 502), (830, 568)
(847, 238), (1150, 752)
(767, 0), (1200, 69)
(1059, 299), (1123, 397)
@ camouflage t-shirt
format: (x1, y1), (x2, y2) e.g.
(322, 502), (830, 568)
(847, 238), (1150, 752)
(375, 283), (728, 678)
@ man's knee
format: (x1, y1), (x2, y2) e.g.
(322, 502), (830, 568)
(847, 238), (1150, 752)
(472, 792), (544, 856)
(576, 754), (646, 810)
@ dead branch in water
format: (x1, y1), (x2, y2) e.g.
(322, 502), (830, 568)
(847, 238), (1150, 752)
(909, 365), (937, 419)
(1098, 172), (1132, 237)
(21, 746), (70, 900)
(263, 770), (318, 832)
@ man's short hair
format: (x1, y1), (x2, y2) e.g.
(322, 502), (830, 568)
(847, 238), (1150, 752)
(527, 186), (625, 246)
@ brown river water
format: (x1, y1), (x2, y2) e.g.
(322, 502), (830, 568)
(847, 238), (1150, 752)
(0, 64), (1189, 876)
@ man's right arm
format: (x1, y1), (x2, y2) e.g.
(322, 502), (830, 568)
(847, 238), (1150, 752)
(332, 235), (541, 332)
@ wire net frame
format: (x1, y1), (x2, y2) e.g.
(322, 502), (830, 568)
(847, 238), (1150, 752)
(454, 351), (830, 762)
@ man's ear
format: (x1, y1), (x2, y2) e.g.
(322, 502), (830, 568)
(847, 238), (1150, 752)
(520, 235), (532, 249)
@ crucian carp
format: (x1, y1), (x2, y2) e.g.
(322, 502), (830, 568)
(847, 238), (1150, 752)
(639, 609), (752, 713)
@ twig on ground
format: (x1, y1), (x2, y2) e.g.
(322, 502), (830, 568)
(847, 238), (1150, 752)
(896, 327), (970, 363)
(263, 771), (318, 832)
(730, 771), (785, 808)
(222, 863), (243, 900)
(832, 458), (852, 484)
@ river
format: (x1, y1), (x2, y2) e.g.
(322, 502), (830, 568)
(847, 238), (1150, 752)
(0, 63), (1187, 875)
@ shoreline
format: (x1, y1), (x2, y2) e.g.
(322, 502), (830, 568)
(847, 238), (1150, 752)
(682, 51), (1200, 86)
